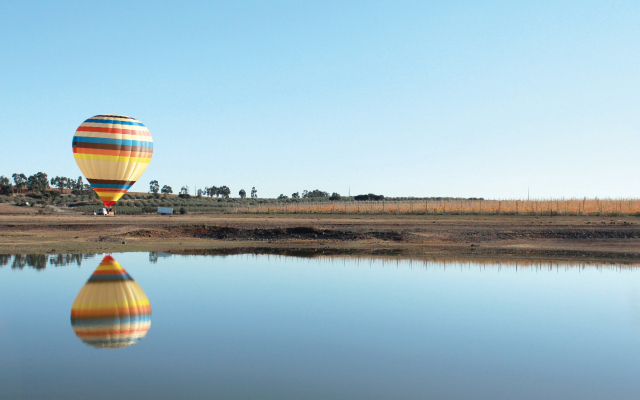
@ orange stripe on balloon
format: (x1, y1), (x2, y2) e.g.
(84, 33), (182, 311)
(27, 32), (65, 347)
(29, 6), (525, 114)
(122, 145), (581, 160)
(75, 328), (150, 337)
(73, 149), (152, 159)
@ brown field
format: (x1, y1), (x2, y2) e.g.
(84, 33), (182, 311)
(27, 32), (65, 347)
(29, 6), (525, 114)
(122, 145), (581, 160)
(3, 202), (640, 264)
(234, 198), (640, 215)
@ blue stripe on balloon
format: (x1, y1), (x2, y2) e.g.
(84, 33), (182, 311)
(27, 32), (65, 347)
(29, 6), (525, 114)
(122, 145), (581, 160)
(84, 118), (146, 127)
(73, 136), (153, 147)
(89, 183), (133, 190)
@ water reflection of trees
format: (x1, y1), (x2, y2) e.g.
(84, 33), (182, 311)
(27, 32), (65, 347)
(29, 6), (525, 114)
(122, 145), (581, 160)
(0, 255), (11, 267)
(49, 254), (92, 267)
(12, 255), (27, 269)
(0, 254), (96, 270)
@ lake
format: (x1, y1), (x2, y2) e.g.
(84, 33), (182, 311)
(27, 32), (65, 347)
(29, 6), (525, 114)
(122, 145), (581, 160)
(1, 253), (640, 400)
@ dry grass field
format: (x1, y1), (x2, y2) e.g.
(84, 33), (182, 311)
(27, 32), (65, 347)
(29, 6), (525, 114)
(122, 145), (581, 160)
(234, 198), (640, 216)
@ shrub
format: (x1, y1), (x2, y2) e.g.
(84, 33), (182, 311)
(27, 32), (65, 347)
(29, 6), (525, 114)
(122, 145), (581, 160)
(0, 185), (14, 195)
(355, 193), (384, 201)
(179, 207), (186, 214)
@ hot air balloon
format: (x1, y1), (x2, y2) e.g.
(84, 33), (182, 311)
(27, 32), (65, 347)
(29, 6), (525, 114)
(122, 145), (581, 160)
(72, 115), (153, 207)
(70, 255), (151, 349)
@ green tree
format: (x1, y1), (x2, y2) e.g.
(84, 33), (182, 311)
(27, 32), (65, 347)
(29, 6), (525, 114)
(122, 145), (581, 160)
(218, 186), (231, 198)
(239, 189), (246, 198)
(161, 185), (173, 194)
(51, 176), (66, 190)
(68, 178), (77, 189)
(292, 192), (300, 199)
(207, 186), (218, 197)
(329, 192), (341, 201)
(179, 186), (191, 198)
(149, 180), (160, 194)
(26, 172), (49, 191)
(1, 185), (13, 195)
(0, 176), (9, 186)
(278, 194), (288, 199)
(251, 187), (257, 198)
(302, 189), (328, 199)
(12, 173), (26, 193)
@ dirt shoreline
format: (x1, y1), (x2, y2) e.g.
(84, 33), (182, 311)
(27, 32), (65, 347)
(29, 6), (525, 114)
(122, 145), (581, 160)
(2, 209), (640, 264)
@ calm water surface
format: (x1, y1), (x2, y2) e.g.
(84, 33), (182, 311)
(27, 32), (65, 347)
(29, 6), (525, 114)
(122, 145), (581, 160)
(1, 253), (640, 400)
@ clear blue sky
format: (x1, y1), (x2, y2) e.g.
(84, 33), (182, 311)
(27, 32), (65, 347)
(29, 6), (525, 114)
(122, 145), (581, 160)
(1, 1), (639, 198)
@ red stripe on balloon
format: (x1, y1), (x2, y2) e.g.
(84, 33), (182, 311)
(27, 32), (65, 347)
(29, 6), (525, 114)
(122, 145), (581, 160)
(75, 126), (151, 136)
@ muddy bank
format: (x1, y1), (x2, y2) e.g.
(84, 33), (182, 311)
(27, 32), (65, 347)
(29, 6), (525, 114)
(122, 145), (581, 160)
(2, 213), (640, 264)
(129, 225), (405, 242)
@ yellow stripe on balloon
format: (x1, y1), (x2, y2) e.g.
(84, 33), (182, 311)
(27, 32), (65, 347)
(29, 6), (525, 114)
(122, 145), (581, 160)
(71, 299), (151, 309)
(94, 193), (126, 203)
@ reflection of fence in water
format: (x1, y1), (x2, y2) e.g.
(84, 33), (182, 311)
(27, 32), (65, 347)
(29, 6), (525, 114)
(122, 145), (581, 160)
(177, 253), (640, 271)
(6, 252), (634, 272)
(299, 255), (640, 271)
(317, 256), (640, 272)
(233, 198), (640, 216)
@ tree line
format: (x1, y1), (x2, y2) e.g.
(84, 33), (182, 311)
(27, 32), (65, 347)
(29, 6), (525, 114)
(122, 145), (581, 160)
(276, 190), (383, 201)
(146, 181), (388, 202)
(146, 182), (385, 202)
(1, 172), (92, 195)
(149, 181), (239, 199)
(1, 172), (387, 203)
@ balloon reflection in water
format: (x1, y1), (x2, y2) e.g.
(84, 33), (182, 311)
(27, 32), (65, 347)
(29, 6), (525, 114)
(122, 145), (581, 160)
(70, 255), (151, 348)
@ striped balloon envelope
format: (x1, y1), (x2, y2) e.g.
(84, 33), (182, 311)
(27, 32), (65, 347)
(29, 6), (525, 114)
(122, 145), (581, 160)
(72, 115), (153, 207)
(70, 255), (151, 349)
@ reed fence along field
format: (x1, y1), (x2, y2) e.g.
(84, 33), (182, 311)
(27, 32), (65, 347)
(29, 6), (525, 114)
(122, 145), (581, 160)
(233, 198), (640, 216)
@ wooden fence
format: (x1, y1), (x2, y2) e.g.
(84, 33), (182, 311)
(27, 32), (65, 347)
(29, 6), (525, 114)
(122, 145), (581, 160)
(232, 198), (640, 216)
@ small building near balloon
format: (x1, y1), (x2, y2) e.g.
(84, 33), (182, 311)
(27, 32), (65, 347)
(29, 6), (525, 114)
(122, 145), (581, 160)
(158, 207), (173, 215)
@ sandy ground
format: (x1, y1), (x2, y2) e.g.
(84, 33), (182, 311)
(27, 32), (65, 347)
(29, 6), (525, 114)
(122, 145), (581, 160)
(2, 202), (640, 264)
